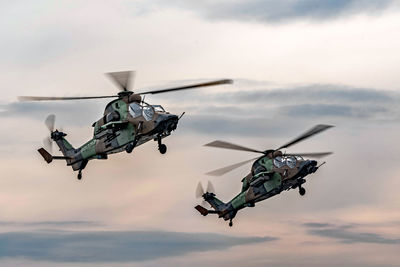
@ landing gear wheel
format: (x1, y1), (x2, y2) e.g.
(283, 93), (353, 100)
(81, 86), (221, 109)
(159, 144), (167, 154)
(77, 171), (82, 180)
(125, 143), (134, 154)
(229, 220), (233, 227)
(299, 186), (306, 196)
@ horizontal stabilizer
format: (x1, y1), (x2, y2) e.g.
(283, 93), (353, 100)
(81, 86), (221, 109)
(195, 205), (209, 216)
(38, 148), (53, 163)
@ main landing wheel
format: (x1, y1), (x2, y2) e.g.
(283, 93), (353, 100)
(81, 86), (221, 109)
(125, 143), (134, 153)
(229, 220), (233, 227)
(159, 144), (167, 154)
(77, 171), (82, 180)
(299, 186), (306, 196)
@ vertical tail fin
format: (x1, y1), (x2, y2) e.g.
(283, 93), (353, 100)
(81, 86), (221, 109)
(51, 130), (88, 171)
(195, 192), (226, 216)
(203, 192), (225, 212)
(51, 130), (75, 157)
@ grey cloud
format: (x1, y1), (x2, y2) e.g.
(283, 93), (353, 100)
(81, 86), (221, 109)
(159, 0), (397, 24)
(0, 100), (106, 126)
(177, 84), (399, 135)
(181, 114), (306, 137)
(213, 84), (396, 104)
(303, 222), (332, 228)
(185, 84), (400, 121)
(0, 230), (276, 262)
(0, 221), (99, 227)
(304, 223), (400, 244)
(3, 82), (400, 138)
(279, 104), (388, 119)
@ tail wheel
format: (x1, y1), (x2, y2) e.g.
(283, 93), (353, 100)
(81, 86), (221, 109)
(77, 171), (82, 180)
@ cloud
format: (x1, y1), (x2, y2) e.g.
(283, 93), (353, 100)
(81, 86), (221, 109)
(176, 83), (400, 135)
(0, 230), (276, 262)
(279, 104), (388, 119)
(0, 221), (99, 227)
(0, 100), (107, 127)
(181, 114), (301, 137)
(158, 0), (398, 24)
(3, 82), (400, 138)
(304, 222), (400, 244)
(211, 84), (396, 104)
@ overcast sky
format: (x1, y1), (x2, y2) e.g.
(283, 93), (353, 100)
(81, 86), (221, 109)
(0, 1), (400, 266)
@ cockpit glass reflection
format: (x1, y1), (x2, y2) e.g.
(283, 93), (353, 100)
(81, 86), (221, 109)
(152, 105), (165, 112)
(273, 156), (285, 168)
(129, 103), (142, 118)
(286, 156), (296, 168)
(142, 106), (154, 121)
(129, 102), (157, 121)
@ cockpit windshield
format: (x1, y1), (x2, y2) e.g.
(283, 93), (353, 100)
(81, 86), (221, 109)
(273, 157), (285, 168)
(129, 103), (142, 118)
(142, 105), (154, 121)
(152, 105), (165, 112)
(129, 102), (156, 121)
(286, 156), (296, 168)
(273, 156), (297, 169)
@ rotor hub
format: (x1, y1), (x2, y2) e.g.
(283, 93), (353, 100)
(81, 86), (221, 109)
(117, 91), (134, 98)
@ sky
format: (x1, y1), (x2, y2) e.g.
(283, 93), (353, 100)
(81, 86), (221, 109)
(0, 0), (400, 266)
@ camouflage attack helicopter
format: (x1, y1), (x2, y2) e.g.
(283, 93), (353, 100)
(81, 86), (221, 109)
(195, 124), (333, 227)
(19, 71), (232, 180)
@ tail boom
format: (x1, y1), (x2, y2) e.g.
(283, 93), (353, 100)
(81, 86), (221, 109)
(38, 148), (71, 164)
(194, 205), (219, 216)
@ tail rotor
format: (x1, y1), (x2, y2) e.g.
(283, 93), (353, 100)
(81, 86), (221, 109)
(43, 114), (64, 153)
(195, 181), (215, 207)
(43, 136), (53, 153)
(43, 114), (56, 153)
(44, 114), (55, 132)
(206, 180), (215, 194)
(195, 182), (205, 198)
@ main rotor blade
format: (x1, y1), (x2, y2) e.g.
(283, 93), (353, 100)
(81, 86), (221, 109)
(45, 114), (55, 132)
(277, 124), (334, 150)
(204, 140), (264, 154)
(205, 157), (258, 177)
(285, 152), (333, 158)
(18, 95), (118, 101)
(195, 182), (204, 198)
(106, 71), (135, 91)
(138, 79), (233, 95)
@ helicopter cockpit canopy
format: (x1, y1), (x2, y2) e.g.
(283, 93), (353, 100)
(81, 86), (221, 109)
(152, 105), (163, 112)
(273, 155), (302, 169)
(129, 102), (166, 121)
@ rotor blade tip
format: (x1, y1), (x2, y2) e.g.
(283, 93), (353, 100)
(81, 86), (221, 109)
(224, 79), (233, 84)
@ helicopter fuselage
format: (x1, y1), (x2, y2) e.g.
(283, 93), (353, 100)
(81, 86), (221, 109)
(24, 73), (232, 180)
(196, 124), (332, 226)
(50, 95), (180, 175)
(199, 154), (320, 223)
